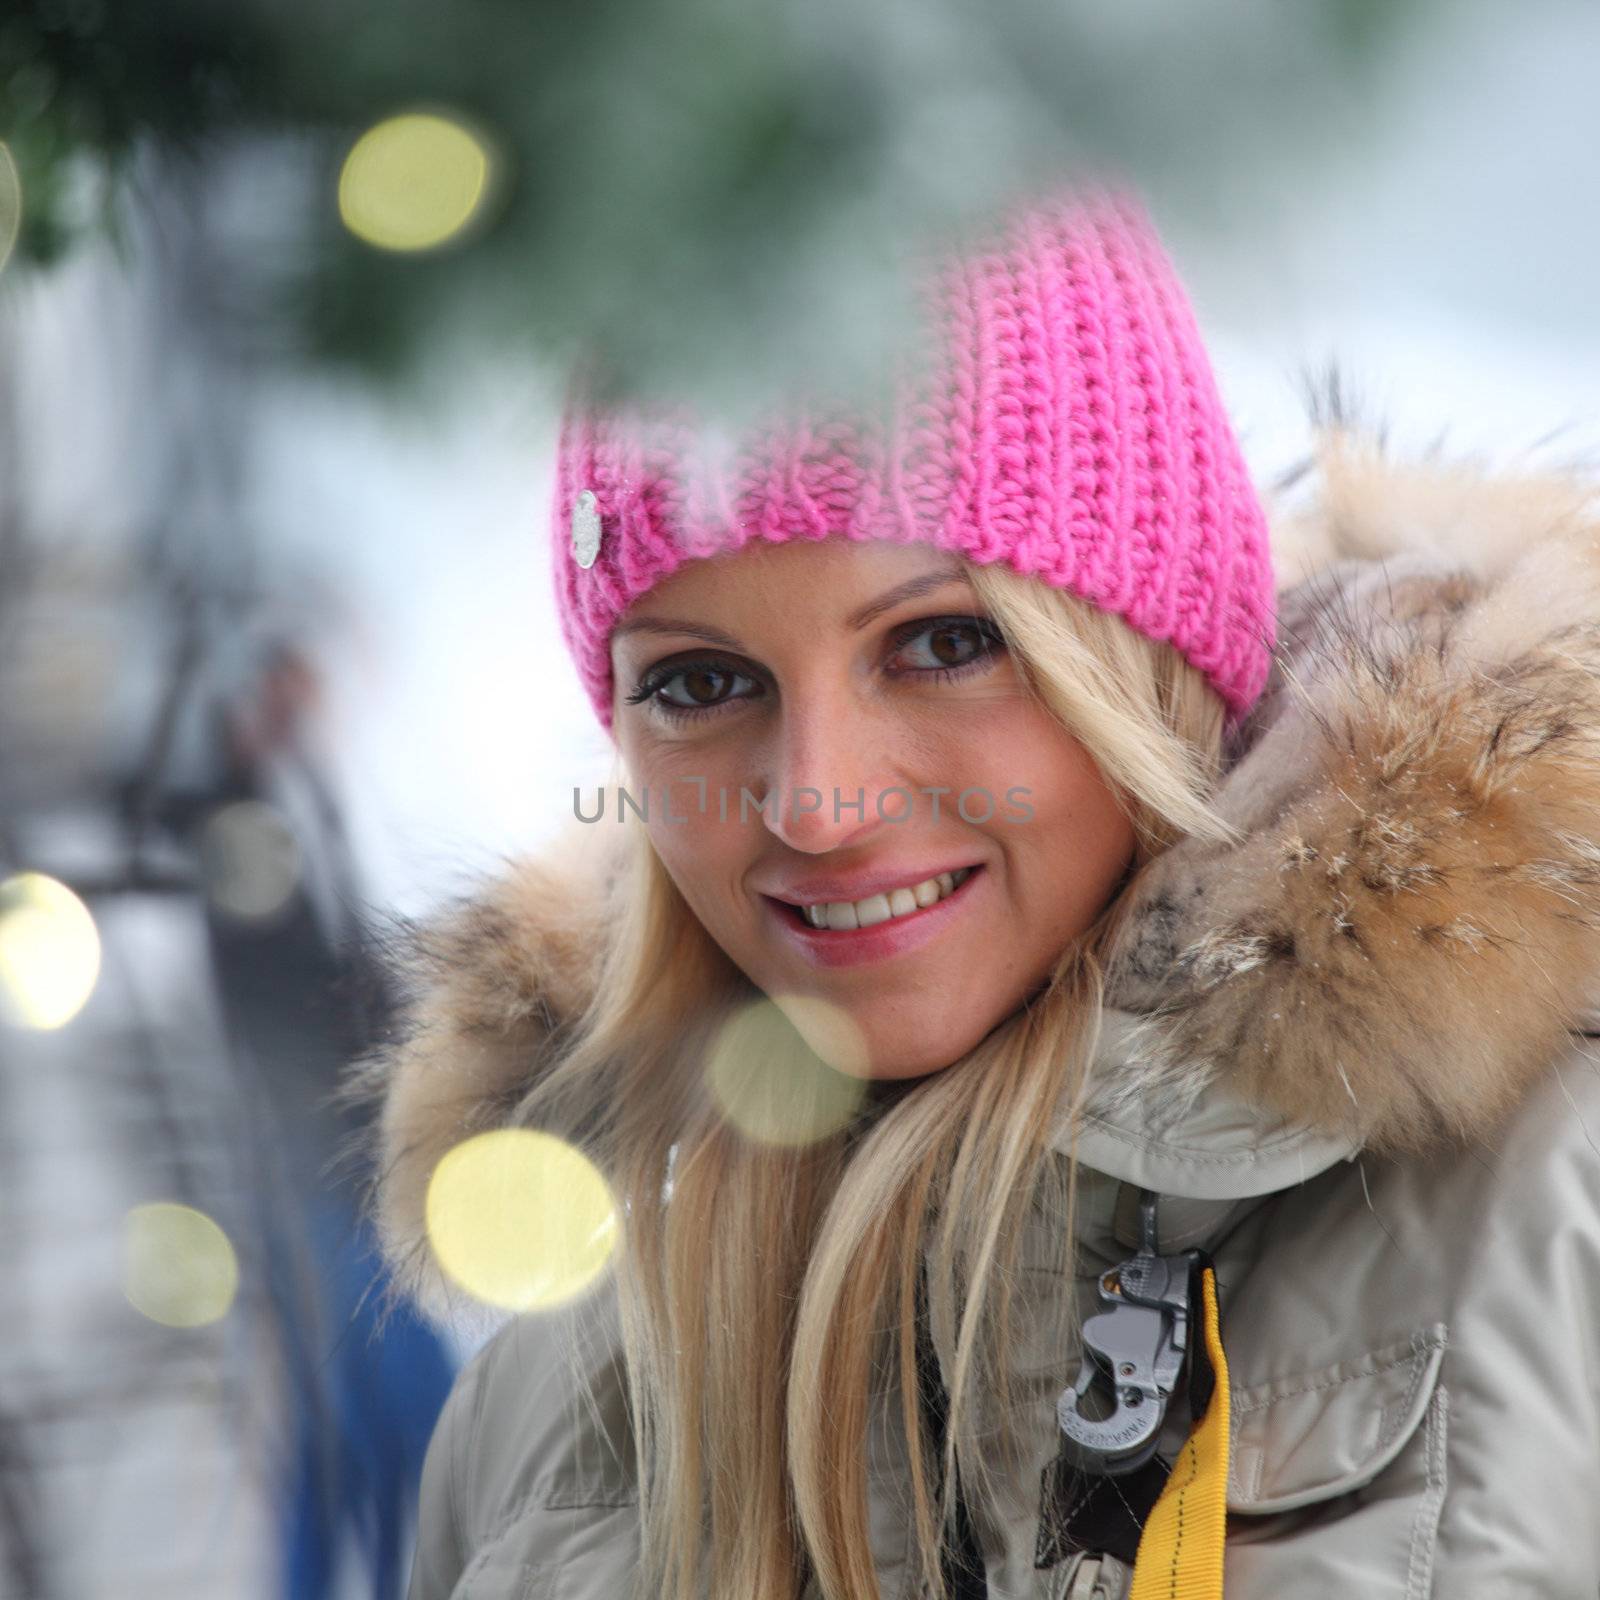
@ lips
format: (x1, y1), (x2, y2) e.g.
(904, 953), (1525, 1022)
(762, 863), (986, 969)
(762, 862), (984, 908)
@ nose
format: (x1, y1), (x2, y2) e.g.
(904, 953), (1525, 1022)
(754, 693), (911, 855)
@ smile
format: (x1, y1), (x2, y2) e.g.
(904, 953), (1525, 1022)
(762, 865), (986, 969)
(794, 866), (976, 930)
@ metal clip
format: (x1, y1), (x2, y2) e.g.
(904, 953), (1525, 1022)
(1055, 1191), (1198, 1477)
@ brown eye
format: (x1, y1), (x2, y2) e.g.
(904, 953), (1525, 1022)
(929, 625), (977, 666)
(671, 666), (736, 707)
(622, 658), (761, 722)
(891, 617), (1005, 678)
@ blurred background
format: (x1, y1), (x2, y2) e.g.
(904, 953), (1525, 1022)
(1, 0), (1596, 1593)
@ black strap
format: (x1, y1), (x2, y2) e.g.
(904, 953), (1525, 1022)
(913, 1264), (989, 1598)
(1034, 1450), (1170, 1568)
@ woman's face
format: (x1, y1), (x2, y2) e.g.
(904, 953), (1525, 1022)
(610, 538), (1138, 1081)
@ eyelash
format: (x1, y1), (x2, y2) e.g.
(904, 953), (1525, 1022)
(622, 616), (1008, 725)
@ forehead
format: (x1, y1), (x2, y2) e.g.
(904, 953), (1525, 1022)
(624, 540), (960, 620)
(613, 540), (973, 646)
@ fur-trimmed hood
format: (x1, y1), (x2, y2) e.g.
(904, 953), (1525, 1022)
(340, 428), (1600, 1333)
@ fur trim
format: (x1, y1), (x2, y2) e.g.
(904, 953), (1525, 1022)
(335, 825), (621, 1334)
(339, 427), (1600, 1324)
(1104, 432), (1600, 1153)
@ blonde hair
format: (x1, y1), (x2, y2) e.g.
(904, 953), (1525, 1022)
(513, 557), (1241, 1600)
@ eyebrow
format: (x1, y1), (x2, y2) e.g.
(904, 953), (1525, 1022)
(611, 562), (973, 651)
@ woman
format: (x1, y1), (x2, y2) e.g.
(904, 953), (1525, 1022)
(344, 185), (1600, 1599)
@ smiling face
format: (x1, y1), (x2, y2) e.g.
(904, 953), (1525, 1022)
(609, 538), (1140, 1081)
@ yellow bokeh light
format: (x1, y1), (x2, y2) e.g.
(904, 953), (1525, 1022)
(705, 995), (870, 1147)
(338, 111), (491, 252)
(123, 1202), (239, 1328)
(199, 800), (301, 923)
(426, 1129), (619, 1311)
(0, 872), (100, 1030)
(0, 142), (19, 273)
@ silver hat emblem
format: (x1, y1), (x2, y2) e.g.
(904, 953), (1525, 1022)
(571, 490), (602, 569)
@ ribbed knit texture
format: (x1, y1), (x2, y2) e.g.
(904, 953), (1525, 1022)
(551, 182), (1276, 735)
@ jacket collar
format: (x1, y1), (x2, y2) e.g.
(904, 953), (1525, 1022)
(347, 429), (1600, 1329)
(1059, 1007), (1361, 1202)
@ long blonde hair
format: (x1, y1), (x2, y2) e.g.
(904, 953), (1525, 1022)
(515, 557), (1241, 1599)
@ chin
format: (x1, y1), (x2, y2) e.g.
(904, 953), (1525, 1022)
(865, 1055), (963, 1083)
(753, 970), (1009, 1083)
(833, 1015), (985, 1083)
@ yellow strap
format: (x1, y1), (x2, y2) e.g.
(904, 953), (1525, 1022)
(1128, 1265), (1230, 1600)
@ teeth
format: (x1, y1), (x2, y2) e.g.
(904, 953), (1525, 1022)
(800, 867), (973, 930)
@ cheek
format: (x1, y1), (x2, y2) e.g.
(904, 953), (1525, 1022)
(995, 720), (1135, 890)
(643, 804), (753, 936)
(647, 809), (728, 880)
(619, 738), (759, 935)
(956, 710), (1081, 819)
(1047, 772), (1137, 910)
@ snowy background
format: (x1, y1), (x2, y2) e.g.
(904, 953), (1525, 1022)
(2, 0), (1597, 1594)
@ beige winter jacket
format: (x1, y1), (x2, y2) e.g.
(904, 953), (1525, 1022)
(350, 435), (1600, 1599)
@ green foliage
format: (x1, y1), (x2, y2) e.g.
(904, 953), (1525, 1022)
(0, 0), (1433, 403)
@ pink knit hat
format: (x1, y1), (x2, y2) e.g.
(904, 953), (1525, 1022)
(550, 182), (1276, 735)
